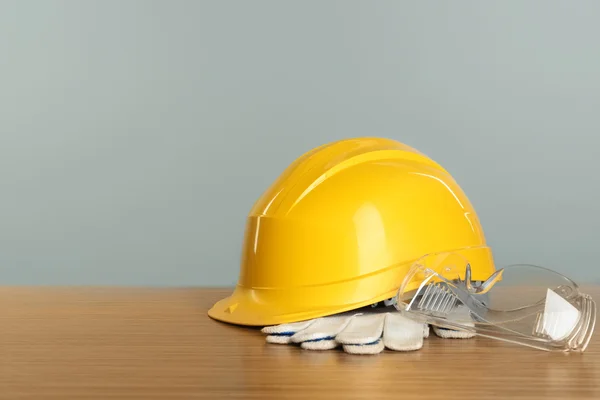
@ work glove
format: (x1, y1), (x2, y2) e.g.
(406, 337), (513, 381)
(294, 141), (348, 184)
(261, 305), (474, 355)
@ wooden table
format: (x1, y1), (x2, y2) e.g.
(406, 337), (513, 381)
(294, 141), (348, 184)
(1, 287), (598, 399)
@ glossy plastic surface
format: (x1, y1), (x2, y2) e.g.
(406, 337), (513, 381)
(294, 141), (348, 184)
(208, 137), (495, 326)
(395, 252), (596, 352)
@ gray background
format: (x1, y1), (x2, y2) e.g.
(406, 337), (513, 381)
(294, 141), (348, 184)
(1, 1), (599, 286)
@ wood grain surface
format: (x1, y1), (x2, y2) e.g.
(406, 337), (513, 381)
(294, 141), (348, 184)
(1, 287), (599, 400)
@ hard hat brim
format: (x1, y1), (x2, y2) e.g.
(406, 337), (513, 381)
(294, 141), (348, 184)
(208, 245), (495, 327)
(207, 284), (400, 327)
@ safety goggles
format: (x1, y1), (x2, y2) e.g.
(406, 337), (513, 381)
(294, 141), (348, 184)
(394, 252), (596, 352)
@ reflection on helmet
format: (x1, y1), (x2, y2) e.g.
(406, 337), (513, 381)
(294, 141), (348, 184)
(208, 137), (495, 326)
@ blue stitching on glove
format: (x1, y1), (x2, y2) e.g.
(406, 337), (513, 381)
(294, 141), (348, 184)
(303, 336), (335, 342)
(344, 339), (381, 346)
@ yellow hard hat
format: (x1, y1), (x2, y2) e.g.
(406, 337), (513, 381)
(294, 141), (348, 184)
(208, 137), (495, 326)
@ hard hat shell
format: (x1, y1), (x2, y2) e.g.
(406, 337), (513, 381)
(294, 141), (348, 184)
(208, 137), (494, 326)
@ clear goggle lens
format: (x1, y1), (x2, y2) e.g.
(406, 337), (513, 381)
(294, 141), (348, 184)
(394, 252), (596, 352)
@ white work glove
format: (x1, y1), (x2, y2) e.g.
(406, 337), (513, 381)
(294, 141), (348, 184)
(430, 303), (476, 339)
(261, 306), (475, 355)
